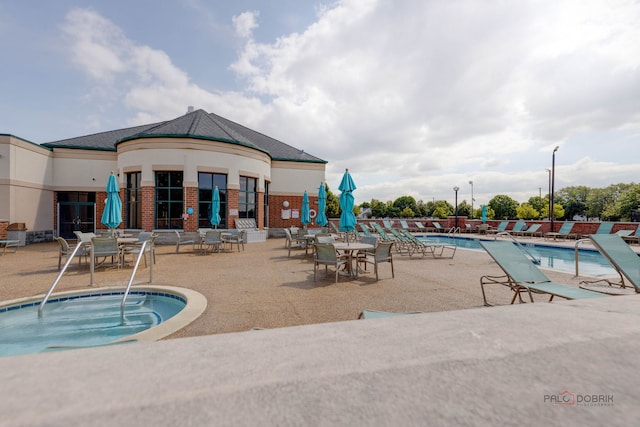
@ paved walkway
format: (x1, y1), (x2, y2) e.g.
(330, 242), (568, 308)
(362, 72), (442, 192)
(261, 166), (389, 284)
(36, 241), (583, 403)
(2, 235), (639, 425)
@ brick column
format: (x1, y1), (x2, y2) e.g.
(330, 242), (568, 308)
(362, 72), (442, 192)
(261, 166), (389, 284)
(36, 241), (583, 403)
(142, 186), (155, 231)
(183, 187), (198, 232)
(227, 188), (239, 228)
(257, 191), (264, 229)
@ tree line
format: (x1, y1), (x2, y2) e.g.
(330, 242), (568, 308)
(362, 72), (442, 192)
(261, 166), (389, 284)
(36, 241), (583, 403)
(322, 182), (640, 221)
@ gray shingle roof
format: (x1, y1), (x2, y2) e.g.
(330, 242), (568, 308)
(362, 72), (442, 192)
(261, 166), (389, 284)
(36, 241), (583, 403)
(43, 109), (326, 163)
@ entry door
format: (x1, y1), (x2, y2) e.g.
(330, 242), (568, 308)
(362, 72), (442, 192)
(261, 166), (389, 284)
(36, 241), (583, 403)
(58, 202), (96, 240)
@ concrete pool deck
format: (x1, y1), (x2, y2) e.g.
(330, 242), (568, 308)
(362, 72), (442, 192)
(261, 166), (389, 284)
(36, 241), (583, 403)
(1, 235), (639, 425)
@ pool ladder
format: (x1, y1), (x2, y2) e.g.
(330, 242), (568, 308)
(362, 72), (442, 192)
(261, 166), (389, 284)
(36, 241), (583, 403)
(494, 231), (541, 264)
(38, 239), (153, 320)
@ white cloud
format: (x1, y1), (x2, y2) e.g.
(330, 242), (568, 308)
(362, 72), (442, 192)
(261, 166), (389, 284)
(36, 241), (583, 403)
(57, 1), (640, 205)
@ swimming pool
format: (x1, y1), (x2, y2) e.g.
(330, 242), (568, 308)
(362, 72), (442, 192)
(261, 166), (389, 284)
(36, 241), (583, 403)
(0, 286), (207, 358)
(418, 235), (616, 277)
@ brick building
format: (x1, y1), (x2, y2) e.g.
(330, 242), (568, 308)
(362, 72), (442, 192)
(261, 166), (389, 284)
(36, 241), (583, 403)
(0, 109), (327, 242)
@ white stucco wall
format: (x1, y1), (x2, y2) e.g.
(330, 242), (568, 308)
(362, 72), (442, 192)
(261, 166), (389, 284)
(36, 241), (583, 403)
(269, 161), (326, 196)
(0, 136), (54, 230)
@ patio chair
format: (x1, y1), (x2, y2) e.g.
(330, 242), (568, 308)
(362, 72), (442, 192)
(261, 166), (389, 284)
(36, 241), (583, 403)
(360, 241), (395, 281)
(202, 230), (223, 253)
(544, 222), (575, 240)
(90, 236), (121, 268)
(222, 229), (246, 252)
(123, 232), (157, 267)
(0, 239), (20, 255)
(174, 230), (196, 253)
(55, 236), (89, 270)
(479, 240), (607, 306)
(284, 228), (306, 257)
(313, 243), (348, 283)
(587, 234), (640, 293)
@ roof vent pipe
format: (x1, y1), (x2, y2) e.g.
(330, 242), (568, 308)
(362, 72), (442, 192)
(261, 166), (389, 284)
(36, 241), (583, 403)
(187, 106), (194, 113)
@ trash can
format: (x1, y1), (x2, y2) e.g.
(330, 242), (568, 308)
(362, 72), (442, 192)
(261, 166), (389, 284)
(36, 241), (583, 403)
(7, 223), (27, 246)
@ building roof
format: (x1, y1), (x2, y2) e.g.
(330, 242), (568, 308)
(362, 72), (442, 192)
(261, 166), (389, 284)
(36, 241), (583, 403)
(43, 109), (326, 164)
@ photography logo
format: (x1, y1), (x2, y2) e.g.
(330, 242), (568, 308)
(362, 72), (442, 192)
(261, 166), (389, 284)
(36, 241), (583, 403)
(544, 390), (614, 407)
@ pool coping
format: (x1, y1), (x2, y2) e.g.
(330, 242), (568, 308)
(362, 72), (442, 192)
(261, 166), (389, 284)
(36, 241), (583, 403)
(0, 285), (207, 344)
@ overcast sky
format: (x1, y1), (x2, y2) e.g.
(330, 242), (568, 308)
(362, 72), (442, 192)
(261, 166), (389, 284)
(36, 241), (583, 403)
(1, 0), (639, 207)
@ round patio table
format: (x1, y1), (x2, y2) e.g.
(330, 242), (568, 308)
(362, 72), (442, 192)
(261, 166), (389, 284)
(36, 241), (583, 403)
(333, 242), (373, 278)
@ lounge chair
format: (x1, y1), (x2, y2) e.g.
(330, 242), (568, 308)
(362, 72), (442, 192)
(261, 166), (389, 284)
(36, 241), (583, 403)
(510, 221), (527, 235)
(479, 240), (607, 306)
(370, 222), (395, 242)
(358, 310), (423, 319)
(358, 223), (373, 236)
(382, 219), (394, 229)
(587, 234), (640, 293)
(174, 230), (196, 253)
(398, 229), (456, 259)
(486, 221), (508, 235)
(544, 222), (575, 240)
(614, 229), (633, 238)
(414, 222), (427, 232)
(431, 221), (450, 233)
(399, 220), (415, 232)
(622, 227), (640, 245)
(519, 223), (542, 238)
(579, 222), (614, 239)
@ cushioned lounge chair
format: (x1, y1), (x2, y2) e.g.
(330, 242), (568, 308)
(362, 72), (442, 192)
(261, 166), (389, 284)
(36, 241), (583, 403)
(510, 221), (527, 235)
(544, 222), (575, 240)
(587, 234), (640, 293)
(431, 221), (450, 233)
(358, 223), (373, 236)
(479, 240), (607, 306)
(398, 229), (456, 259)
(414, 222), (427, 232)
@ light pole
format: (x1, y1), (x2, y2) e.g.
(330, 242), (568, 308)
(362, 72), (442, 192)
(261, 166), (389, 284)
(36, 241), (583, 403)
(469, 180), (474, 219)
(550, 146), (559, 232)
(453, 186), (460, 229)
(545, 168), (551, 220)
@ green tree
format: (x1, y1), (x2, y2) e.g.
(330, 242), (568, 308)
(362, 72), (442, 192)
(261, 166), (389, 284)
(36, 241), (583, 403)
(432, 200), (454, 218)
(370, 199), (387, 218)
(488, 195), (519, 220)
(400, 207), (415, 218)
(614, 183), (640, 221)
(541, 203), (565, 220)
(325, 184), (340, 218)
(557, 186), (589, 220)
(516, 203), (539, 220)
(393, 196), (418, 216)
(527, 196), (547, 218)
(456, 200), (472, 218)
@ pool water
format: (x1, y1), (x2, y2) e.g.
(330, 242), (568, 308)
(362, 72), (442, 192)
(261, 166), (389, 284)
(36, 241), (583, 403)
(0, 291), (185, 357)
(419, 235), (616, 277)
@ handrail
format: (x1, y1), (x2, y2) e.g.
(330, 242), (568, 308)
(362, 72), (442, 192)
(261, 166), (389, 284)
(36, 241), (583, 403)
(448, 227), (461, 235)
(38, 241), (86, 317)
(494, 231), (541, 264)
(120, 239), (153, 323)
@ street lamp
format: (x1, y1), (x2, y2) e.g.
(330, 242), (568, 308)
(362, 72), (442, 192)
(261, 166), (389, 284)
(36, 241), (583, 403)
(453, 186), (460, 229)
(550, 146), (559, 232)
(469, 180), (474, 220)
(545, 168), (551, 220)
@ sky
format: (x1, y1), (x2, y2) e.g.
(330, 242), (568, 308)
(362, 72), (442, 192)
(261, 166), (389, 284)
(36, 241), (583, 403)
(1, 0), (639, 208)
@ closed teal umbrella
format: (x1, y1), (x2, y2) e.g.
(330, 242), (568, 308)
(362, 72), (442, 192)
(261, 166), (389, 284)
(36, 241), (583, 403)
(101, 172), (122, 232)
(338, 169), (357, 239)
(301, 191), (311, 226)
(210, 186), (221, 228)
(315, 182), (328, 227)
(481, 205), (487, 223)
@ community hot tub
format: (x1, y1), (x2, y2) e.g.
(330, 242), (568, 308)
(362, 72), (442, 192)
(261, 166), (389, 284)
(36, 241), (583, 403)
(0, 286), (207, 357)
